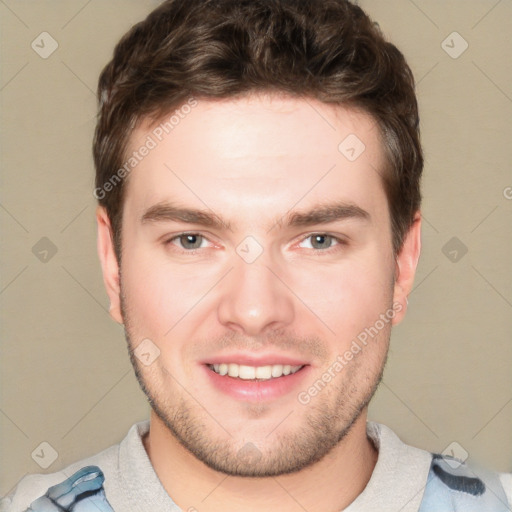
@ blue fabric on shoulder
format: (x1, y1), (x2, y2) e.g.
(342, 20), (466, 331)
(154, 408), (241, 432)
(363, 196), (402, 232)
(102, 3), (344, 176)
(25, 466), (114, 512)
(419, 453), (510, 511)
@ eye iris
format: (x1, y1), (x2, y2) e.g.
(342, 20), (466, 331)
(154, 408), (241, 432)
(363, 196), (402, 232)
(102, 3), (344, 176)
(311, 234), (332, 250)
(180, 234), (202, 249)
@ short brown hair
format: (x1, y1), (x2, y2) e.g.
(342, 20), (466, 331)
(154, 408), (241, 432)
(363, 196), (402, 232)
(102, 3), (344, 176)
(93, 0), (422, 260)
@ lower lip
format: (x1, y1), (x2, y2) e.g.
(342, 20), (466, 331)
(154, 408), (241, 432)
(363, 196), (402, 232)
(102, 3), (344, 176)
(203, 364), (311, 402)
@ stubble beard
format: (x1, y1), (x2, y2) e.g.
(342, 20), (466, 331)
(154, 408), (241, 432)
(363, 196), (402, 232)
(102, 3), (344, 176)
(120, 291), (389, 478)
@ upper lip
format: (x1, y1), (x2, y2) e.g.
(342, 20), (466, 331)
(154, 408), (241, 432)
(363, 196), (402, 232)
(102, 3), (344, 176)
(202, 353), (309, 367)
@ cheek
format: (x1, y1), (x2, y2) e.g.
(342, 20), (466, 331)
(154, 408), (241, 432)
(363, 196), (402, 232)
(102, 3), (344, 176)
(121, 247), (220, 339)
(291, 252), (394, 341)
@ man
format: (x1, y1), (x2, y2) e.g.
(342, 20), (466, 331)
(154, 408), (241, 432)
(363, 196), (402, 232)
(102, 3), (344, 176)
(2, 0), (510, 511)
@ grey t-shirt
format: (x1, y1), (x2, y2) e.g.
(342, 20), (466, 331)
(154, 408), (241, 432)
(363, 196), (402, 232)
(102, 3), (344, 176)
(2, 420), (511, 511)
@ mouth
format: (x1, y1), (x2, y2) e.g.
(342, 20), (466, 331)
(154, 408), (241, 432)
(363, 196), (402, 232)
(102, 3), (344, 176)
(202, 359), (310, 402)
(207, 363), (305, 380)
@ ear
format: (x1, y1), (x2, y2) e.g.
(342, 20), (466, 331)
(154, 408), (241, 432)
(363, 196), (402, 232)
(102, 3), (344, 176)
(392, 211), (421, 325)
(96, 206), (123, 324)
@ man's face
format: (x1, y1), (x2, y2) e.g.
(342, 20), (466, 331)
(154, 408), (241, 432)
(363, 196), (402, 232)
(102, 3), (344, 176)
(100, 94), (415, 477)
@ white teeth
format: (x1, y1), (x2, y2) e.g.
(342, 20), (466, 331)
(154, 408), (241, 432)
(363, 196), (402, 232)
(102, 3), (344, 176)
(271, 364), (283, 377)
(228, 363), (239, 378)
(255, 366), (272, 379)
(210, 363), (303, 380)
(238, 365), (256, 379)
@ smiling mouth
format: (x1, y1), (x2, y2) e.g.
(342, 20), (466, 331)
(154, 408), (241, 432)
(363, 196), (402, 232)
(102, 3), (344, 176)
(207, 363), (306, 381)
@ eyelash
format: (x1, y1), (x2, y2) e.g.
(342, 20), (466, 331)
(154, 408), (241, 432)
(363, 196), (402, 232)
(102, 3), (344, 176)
(164, 232), (347, 255)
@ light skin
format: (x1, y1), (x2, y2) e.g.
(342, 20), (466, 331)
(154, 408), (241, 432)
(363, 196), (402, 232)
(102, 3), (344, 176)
(97, 93), (421, 512)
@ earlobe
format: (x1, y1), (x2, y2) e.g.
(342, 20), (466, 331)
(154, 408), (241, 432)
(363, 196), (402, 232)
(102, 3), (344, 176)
(392, 212), (422, 325)
(96, 206), (124, 325)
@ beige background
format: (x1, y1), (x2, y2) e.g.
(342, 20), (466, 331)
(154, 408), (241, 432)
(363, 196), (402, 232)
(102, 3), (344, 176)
(1, 0), (511, 497)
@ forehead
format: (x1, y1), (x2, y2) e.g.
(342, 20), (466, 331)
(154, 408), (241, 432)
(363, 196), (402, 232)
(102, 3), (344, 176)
(123, 94), (388, 226)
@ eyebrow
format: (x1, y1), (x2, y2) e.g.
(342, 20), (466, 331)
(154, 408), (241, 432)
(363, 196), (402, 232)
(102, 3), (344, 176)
(141, 202), (232, 230)
(284, 202), (370, 228)
(140, 200), (370, 231)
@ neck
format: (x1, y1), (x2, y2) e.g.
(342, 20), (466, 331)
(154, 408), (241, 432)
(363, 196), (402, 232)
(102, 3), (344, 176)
(142, 410), (378, 512)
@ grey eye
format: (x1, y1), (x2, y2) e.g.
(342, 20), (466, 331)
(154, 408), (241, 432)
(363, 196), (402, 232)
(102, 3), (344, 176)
(178, 234), (204, 250)
(307, 234), (335, 250)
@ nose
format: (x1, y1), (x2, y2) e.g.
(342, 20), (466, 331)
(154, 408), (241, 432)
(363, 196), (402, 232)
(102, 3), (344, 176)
(216, 252), (295, 336)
